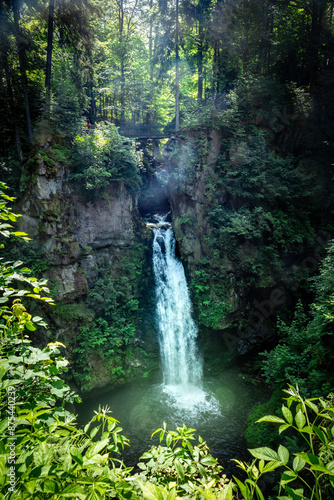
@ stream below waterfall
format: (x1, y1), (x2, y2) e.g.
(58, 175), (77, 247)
(76, 215), (266, 474)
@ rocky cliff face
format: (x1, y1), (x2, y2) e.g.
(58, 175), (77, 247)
(164, 128), (288, 357)
(18, 154), (157, 391)
(20, 158), (136, 300)
(166, 129), (223, 270)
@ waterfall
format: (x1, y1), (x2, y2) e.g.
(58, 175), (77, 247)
(152, 217), (203, 390)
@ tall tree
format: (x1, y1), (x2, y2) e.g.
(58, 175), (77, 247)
(12, 0), (33, 143)
(175, 0), (179, 131)
(44, 0), (54, 117)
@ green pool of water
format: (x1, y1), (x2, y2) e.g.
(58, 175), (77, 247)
(76, 367), (266, 475)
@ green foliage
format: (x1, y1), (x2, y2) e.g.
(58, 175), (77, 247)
(73, 248), (146, 390)
(245, 391), (282, 449)
(190, 266), (231, 329)
(236, 385), (334, 500)
(202, 82), (316, 289)
(1, 347), (131, 498)
(53, 302), (93, 325)
(260, 301), (312, 390)
(260, 241), (334, 397)
(0, 184), (53, 307)
(4, 242), (54, 278)
(71, 122), (141, 194)
(50, 79), (84, 139)
(219, 133), (308, 203)
(0, 183), (131, 498)
(136, 423), (231, 498)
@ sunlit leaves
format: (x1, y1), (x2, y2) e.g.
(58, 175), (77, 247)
(71, 121), (141, 194)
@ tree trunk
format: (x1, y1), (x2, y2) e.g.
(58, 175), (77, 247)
(175, 0), (180, 132)
(12, 0), (33, 143)
(309, 0), (325, 91)
(89, 80), (96, 122)
(120, 58), (126, 125)
(44, 0), (55, 118)
(4, 52), (23, 164)
(212, 42), (218, 98)
(119, 1), (126, 125)
(256, 0), (272, 76)
(149, 0), (154, 81)
(197, 24), (203, 102)
(267, 10), (274, 75)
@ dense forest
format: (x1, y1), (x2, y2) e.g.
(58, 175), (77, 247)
(1, 0), (334, 497)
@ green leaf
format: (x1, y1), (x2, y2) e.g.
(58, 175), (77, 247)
(249, 447), (280, 461)
(253, 482), (266, 500)
(138, 480), (166, 500)
(299, 426), (313, 434)
(33, 441), (53, 467)
(86, 438), (109, 458)
(262, 460), (285, 473)
(42, 480), (58, 494)
(282, 405), (293, 424)
(281, 470), (298, 485)
(186, 440), (193, 457)
(197, 463), (207, 478)
(32, 316), (44, 322)
(90, 426), (100, 439)
(278, 445), (289, 464)
(295, 452), (323, 467)
(58, 484), (86, 498)
(200, 455), (218, 467)
(24, 480), (37, 494)
(70, 447), (83, 466)
(293, 456), (306, 472)
(295, 410), (306, 429)
(310, 464), (330, 473)
(218, 482), (234, 500)
(305, 400), (318, 414)
(166, 433), (172, 447)
(313, 426), (327, 444)
(279, 423), (291, 434)
(283, 486), (305, 500)
(26, 320), (37, 331)
(233, 477), (251, 500)
(326, 461), (334, 471)
(174, 459), (185, 481)
(256, 415), (286, 424)
(86, 491), (103, 500)
(166, 489), (177, 500)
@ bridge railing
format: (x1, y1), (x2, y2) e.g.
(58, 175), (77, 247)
(118, 124), (173, 138)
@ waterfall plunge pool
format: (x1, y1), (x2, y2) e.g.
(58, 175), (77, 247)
(76, 368), (265, 474)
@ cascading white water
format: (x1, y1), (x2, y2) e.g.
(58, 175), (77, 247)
(152, 217), (203, 400)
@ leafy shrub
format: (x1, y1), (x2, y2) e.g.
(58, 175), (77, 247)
(235, 385), (334, 500)
(190, 266), (231, 329)
(71, 122), (141, 194)
(136, 423), (231, 498)
(73, 253), (145, 390)
(260, 241), (334, 397)
(245, 391), (282, 449)
(50, 78), (83, 138)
